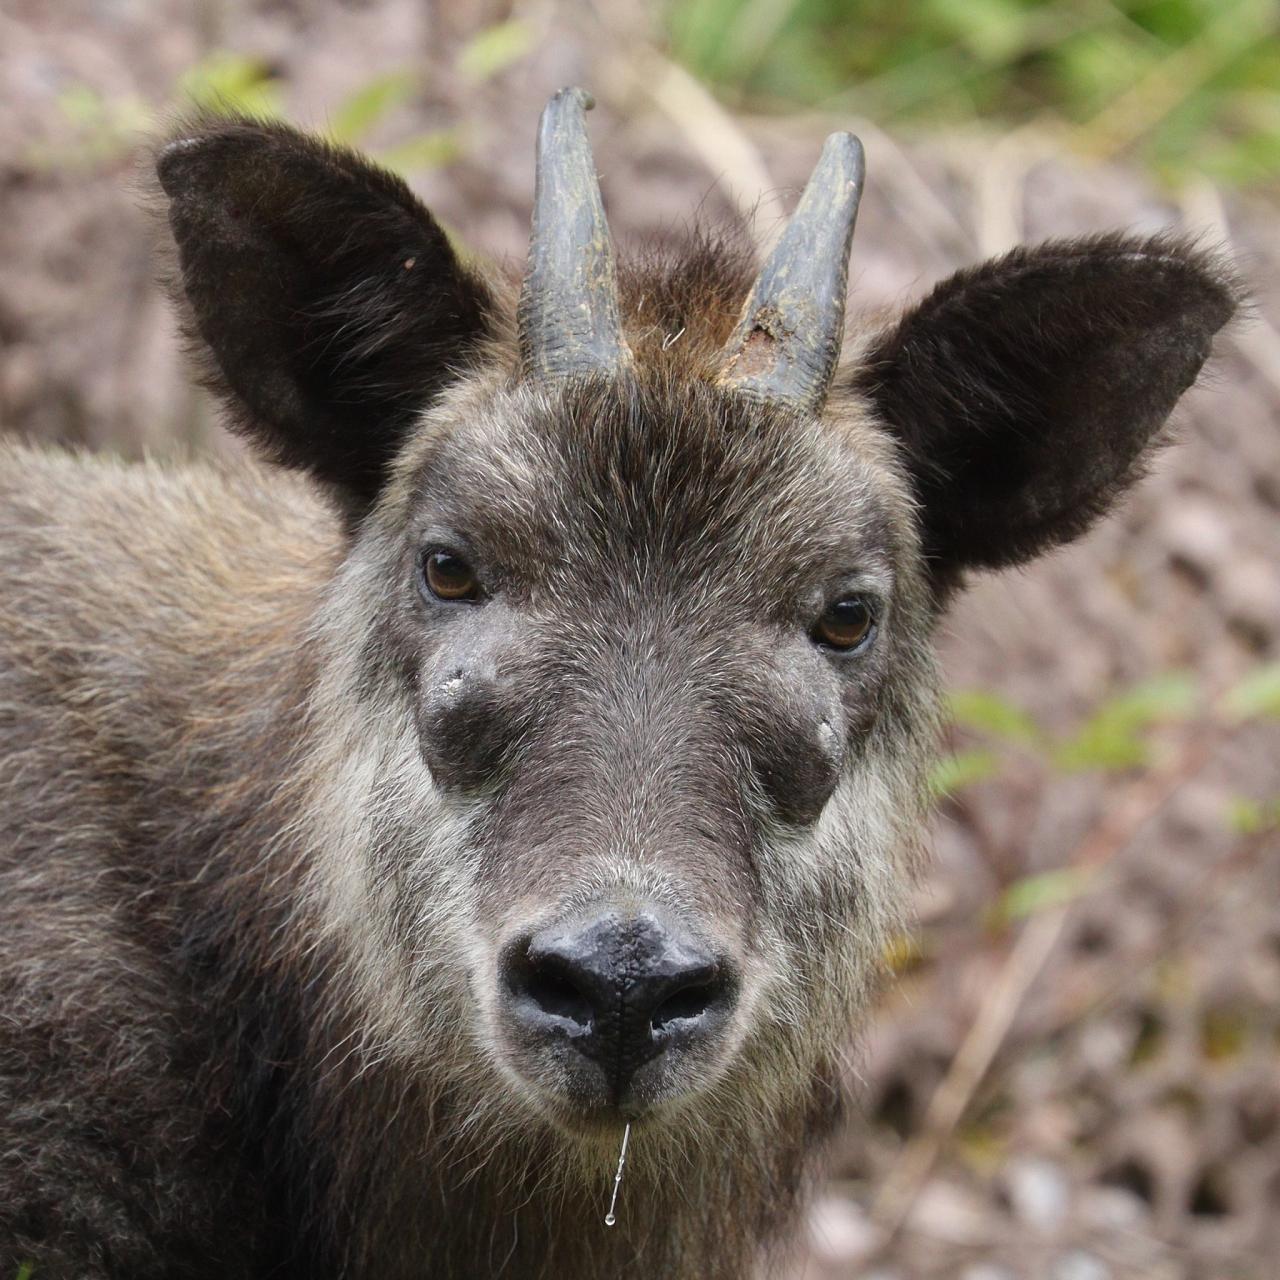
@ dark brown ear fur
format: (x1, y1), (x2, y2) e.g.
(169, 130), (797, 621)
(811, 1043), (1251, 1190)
(157, 116), (495, 515)
(852, 233), (1240, 577)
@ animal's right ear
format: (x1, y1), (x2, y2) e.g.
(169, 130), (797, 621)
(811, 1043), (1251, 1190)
(157, 118), (494, 517)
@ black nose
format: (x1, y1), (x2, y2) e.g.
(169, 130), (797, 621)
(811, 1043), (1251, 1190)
(503, 912), (734, 1094)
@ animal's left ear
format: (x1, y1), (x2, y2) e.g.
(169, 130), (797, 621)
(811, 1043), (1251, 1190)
(851, 235), (1238, 576)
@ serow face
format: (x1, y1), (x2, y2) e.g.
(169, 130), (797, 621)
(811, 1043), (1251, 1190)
(158, 90), (1237, 1138)
(386, 377), (919, 1129)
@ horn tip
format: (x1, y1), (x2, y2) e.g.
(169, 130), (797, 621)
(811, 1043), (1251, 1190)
(549, 85), (596, 113)
(820, 131), (866, 181)
(714, 129), (867, 411)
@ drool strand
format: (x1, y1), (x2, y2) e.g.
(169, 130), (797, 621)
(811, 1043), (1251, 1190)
(603, 1122), (631, 1228)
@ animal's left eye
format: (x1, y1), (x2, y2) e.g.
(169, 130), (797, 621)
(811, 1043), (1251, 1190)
(812, 596), (876, 652)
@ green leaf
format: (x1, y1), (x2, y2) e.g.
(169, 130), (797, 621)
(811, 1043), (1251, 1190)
(946, 689), (1039, 741)
(882, 931), (927, 973)
(989, 866), (1095, 928)
(1227, 796), (1280, 835)
(662, 0), (1280, 194)
(1053, 727), (1148, 772)
(52, 85), (151, 162)
(1222, 663), (1280, 721)
(1201, 1006), (1250, 1060)
(57, 84), (109, 128)
(1053, 671), (1198, 773)
(330, 71), (417, 143)
(1109, 671), (1199, 721)
(929, 748), (999, 799)
(16, 1264), (34, 1280)
(457, 19), (534, 82)
(376, 130), (462, 176)
(926, 0), (1032, 64)
(181, 52), (283, 120)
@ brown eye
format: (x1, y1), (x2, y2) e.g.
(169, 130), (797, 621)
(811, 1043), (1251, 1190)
(813, 597), (876, 652)
(422, 549), (482, 602)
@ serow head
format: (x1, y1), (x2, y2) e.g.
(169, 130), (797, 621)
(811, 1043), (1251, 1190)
(158, 89), (1237, 1134)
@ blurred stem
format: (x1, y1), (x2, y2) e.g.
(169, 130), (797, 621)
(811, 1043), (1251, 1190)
(608, 47), (786, 249)
(717, 0), (804, 86)
(1077, 0), (1273, 160)
(819, 2), (1113, 121)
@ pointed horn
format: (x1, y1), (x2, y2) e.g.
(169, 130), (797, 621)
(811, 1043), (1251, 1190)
(716, 133), (865, 412)
(518, 87), (632, 381)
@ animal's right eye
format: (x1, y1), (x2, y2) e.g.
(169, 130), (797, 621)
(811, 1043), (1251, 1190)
(420, 549), (483, 603)
(811, 596), (876, 652)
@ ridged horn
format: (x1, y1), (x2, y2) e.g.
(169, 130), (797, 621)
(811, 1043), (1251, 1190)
(518, 87), (632, 381)
(716, 132), (865, 412)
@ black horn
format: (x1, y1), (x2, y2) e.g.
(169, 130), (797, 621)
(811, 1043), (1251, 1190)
(518, 87), (632, 381)
(716, 132), (865, 412)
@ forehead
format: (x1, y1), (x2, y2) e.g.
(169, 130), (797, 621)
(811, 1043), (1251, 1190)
(407, 376), (899, 597)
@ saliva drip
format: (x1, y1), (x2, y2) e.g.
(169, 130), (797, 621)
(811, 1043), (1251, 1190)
(603, 1122), (631, 1228)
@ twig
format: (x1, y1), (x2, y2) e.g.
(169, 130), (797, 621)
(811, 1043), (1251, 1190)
(633, 51), (785, 252)
(971, 128), (1041, 258)
(870, 903), (1069, 1237)
(849, 117), (976, 264)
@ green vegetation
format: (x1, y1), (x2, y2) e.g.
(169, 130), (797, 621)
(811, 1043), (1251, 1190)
(41, 13), (535, 181)
(929, 660), (1280, 928)
(51, 49), (455, 178)
(667, 0), (1280, 190)
(42, 4), (1280, 191)
(935, 662), (1280, 794)
(1050, 671), (1198, 772)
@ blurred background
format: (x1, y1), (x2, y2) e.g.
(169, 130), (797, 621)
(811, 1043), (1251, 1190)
(1, 1), (1278, 1276)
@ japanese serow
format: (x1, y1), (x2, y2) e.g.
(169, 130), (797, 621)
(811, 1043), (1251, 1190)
(0, 88), (1237, 1279)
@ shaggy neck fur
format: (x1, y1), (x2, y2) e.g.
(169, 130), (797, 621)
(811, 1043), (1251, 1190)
(125, 487), (862, 1280)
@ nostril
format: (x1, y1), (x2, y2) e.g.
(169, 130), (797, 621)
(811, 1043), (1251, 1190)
(651, 977), (722, 1031)
(504, 941), (599, 1031)
(523, 966), (594, 1029)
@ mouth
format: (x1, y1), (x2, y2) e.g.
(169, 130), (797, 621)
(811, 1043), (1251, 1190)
(494, 1026), (728, 1140)
(516, 1075), (687, 1140)
(535, 1094), (645, 1135)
